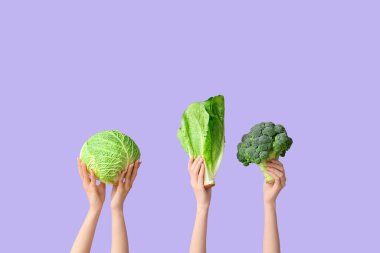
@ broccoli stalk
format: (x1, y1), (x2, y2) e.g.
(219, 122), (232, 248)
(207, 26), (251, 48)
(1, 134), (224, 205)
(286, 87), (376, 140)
(259, 152), (279, 183)
(237, 122), (293, 183)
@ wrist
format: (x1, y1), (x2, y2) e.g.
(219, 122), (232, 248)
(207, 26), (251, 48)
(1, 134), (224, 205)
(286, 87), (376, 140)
(88, 206), (102, 216)
(111, 209), (124, 219)
(89, 201), (103, 213)
(264, 201), (276, 209)
(111, 206), (124, 213)
(196, 205), (210, 213)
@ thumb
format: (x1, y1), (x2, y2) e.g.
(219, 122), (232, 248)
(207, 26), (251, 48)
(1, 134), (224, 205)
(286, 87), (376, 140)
(99, 182), (106, 191)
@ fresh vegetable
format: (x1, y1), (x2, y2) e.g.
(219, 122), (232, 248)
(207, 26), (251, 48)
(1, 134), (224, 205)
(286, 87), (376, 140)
(177, 95), (225, 187)
(237, 122), (293, 182)
(80, 130), (140, 184)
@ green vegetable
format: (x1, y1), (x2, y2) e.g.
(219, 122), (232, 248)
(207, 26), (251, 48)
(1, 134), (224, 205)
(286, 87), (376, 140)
(80, 130), (140, 184)
(237, 122), (293, 182)
(177, 95), (225, 187)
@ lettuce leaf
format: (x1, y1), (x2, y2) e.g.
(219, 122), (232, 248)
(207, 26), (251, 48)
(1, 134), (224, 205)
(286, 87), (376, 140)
(177, 95), (225, 186)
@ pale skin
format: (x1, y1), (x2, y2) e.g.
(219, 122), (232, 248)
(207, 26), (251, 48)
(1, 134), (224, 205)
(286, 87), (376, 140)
(263, 160), (287, 253)
(111, 160), (141, 253)
(188, 156), (212, 253)
(70, 159), (141, 253)
(71, 159), (106, 253)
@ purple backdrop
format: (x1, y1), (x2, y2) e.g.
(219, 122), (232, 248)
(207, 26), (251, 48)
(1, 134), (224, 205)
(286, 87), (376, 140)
(1, 1), (379, 252)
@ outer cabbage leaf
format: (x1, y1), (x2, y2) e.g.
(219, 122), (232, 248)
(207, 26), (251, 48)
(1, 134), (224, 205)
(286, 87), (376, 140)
(80, 130), (140, 184)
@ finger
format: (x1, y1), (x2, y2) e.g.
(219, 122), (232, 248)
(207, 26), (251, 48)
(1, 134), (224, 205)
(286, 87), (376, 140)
(188, 156), (195, 171)
(267, 166), (284, 178)
(99, 182), (106, 191)
(192, 156), (201, 167)
(126, 163), (134, 180)
(90, 170), (96, 186)
(190, 157), (201, 184)
(268, 166), (285, 187)
(281, 173), (287, 187)
(267, 167), (283, 188)
(267, 170), (280, 188)
(280, 175), (286, 187)
(189, 157), (200, 176)
(187, 156), (195, 173)
(77, 158), (84, 180)
(112, 182), (118, 193)
(269, 166), (285, 187)
(131, 161), (141, 183)
(119, 169), (128, 184)
(81, 162), (90, 184)
(198, 163), (205, 185)
(269, 159), (283, 166)
(266, 161), (284, 172)
(130, 160), (139, 181)
(192, 157), (203, 173)
(117, 170), (127, 191)
(94, 174), (101, 186)
(192, 157), (203, 176)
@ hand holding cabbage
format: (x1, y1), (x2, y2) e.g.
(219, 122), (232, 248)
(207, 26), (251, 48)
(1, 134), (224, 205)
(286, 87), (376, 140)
(79, 130), (141, 184)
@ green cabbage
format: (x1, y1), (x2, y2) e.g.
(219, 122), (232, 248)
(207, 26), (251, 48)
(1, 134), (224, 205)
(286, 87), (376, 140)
(177, 95), (225, 187)
(80, 130), (140, 184)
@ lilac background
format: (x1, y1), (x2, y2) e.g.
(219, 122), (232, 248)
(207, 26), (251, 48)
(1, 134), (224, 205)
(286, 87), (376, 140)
(1, 1), (379, 252)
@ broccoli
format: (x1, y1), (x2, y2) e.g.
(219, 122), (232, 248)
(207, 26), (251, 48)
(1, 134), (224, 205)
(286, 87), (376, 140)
(237, 122), (293, 182)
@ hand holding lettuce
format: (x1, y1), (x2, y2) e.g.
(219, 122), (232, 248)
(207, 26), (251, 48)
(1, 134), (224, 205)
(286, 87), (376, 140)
(177, 95), (225, 187)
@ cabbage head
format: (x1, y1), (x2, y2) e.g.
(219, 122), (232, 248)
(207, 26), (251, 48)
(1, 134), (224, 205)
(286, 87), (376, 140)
(177, 95), (225, 187)
(80, 130), (140, 184)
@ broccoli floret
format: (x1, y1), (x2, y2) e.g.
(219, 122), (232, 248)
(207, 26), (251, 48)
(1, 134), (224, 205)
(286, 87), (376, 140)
(237, 122), (293, 182)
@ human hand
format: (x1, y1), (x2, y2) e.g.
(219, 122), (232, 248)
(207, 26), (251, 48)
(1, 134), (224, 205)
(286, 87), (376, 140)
(111, 160), (141, 211)
(188, 157), (212, 210)
(263, 160), (286, 207)
(77, 159), (106, 212)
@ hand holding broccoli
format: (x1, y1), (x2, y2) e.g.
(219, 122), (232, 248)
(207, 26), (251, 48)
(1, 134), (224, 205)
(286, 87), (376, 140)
(188, 157), (212, 210)
(237, 122), (292, 182)
(263, 160), (286, 206)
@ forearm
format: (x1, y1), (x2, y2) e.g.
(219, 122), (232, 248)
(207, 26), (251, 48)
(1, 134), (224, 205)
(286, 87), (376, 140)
(71, 207), (101, 253)
(189, 207), (209, 253)
(263, 203), (280, 253)
(111, 209), (129, 253)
